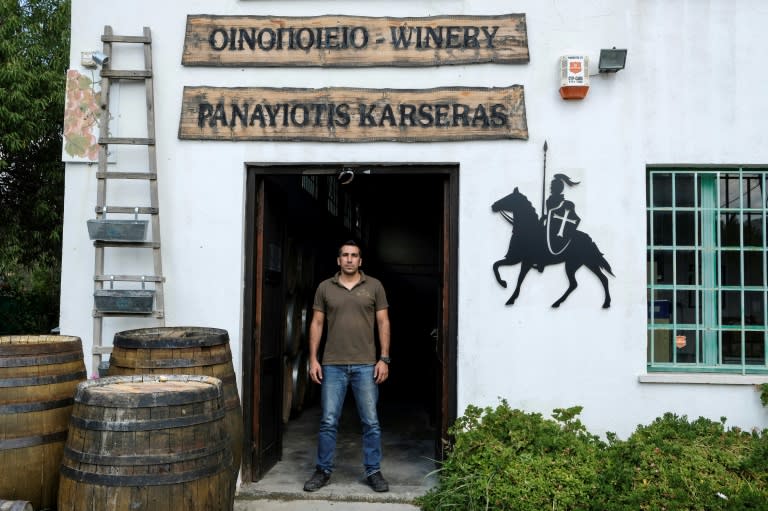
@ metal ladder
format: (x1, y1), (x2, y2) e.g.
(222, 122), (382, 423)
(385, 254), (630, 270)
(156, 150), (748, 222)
(91, 26), (165, 375)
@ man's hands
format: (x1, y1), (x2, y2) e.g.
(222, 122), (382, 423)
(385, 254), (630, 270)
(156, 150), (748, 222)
(374, 360), (389, 384)
(309, 359), (323, 384)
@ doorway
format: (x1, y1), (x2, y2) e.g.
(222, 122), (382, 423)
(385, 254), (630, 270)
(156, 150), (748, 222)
(241, 164), (458, 485)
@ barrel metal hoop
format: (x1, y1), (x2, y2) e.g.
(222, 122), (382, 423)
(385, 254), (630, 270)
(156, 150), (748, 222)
(59, 452), (232, 486)
(0, 350), (83, 367)
(0, 430), (68, 451)
(63, 440), (228, 466)
(109, 353), (230, 368)
(0, 397), (74, 414)
(113, 329), (228, 349)
(69, 407), (226, 431)
(0, 370), (87, 388)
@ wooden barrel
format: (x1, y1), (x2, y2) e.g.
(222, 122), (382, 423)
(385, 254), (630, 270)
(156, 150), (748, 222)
(0, 500), (33, 511)
(58, 375), (233, 511)
(290, 350), (308, 416)
(107, 327), (244, 475)
(0, 335), (86, 510)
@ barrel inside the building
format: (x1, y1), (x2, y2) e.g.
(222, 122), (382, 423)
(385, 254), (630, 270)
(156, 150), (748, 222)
(58, 375), (233, 511)
(0, 500), (33, 511)
(0, 335), (86, 511)
(107, 327), (244, 475)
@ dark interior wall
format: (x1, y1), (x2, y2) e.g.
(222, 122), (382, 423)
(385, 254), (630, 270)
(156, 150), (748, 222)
(266, 170), (442, 412)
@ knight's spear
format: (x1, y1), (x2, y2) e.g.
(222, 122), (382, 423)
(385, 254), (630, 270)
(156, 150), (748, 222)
(541, 140), (548, 218)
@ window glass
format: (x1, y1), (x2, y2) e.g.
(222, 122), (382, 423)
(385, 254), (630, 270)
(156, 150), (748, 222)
(745, 331), (766, 365)
(720, 251), (741, 286)
(720, 213), (741, 247)
(744, 251), (764, 286)
(720, 290), (742, 326)
(721, 331), (742, 365)
(675, 250), (697, 286)
(675, 211), (696, 246)
(743, 174), (763, 209)
(652, 250), (673, 285)
(675, 289), (699, 324)
(676, 174), (695, 207)
(720, 175), (741, 208)
(744, 291), (765, 326)
(653, 211), (673, 246)
(652, 173), (672, 207)
(743, 212), (763, 246)
(675, 329), (697, 363)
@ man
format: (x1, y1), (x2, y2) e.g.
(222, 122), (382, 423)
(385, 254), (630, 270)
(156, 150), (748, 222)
(303, 240), (391, 493)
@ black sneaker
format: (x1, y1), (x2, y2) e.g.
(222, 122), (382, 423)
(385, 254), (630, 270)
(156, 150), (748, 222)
(366, 471), (389, 492)
(303, 469), (331, 492)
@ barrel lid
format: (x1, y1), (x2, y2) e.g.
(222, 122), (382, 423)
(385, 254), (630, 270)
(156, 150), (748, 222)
(75, 374), (223, 407)
(113, 327), (229, 348)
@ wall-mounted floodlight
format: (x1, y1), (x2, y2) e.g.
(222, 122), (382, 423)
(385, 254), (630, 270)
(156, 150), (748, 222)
(598, 48), (627, 73)
(91, 51), (110, 67)
(338, 169), (355, 185)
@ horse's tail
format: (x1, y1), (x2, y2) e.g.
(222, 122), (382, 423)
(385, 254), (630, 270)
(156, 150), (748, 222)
(599, 253), (615, 277)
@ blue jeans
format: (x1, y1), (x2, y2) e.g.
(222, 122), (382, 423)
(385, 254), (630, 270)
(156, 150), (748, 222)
(316, 364), (381, 477)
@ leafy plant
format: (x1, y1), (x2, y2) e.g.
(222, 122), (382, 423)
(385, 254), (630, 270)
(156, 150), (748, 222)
(416, 400), (604, 511)
(417, 402), (768, 511)
(761, 384), (768, 408)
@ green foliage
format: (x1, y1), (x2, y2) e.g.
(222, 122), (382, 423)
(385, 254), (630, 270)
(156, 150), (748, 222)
(596, 414), (768, 510)
(417, 402), (768, 511)
(761, 384), (768, 407)
(416, 400), (604, 510)
(0, 0), (70, 333)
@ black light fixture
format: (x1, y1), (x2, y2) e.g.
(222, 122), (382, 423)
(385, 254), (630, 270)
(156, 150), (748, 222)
(598, 47), (627, 73)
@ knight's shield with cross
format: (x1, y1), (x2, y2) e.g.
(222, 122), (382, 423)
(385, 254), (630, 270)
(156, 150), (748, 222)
(546, 201), (581, 255)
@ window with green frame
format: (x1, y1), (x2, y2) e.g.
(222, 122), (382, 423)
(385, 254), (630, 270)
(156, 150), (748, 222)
(647, 168), (768, 374)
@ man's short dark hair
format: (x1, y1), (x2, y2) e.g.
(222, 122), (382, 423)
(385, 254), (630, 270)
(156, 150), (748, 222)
(338, 239), (361, 256)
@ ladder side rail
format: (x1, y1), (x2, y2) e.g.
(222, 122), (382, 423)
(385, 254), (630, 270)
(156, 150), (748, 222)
(143, 27), (165, 322)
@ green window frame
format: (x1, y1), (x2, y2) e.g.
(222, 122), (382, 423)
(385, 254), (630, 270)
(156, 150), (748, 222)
(647, 168), (768, 374)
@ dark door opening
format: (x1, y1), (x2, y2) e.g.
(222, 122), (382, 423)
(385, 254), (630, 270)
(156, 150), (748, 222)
(242, 164), (457, 483)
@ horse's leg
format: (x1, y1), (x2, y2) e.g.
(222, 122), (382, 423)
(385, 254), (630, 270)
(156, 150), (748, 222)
(552, 262), (579, 308)
(493, 259), (510, 288)
(587, 263), (611, 308)
(507, 262), (532, 305)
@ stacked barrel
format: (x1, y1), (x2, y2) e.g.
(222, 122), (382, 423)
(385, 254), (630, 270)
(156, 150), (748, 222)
(0, 335), (87, 510)
(0, 328), (241, 511)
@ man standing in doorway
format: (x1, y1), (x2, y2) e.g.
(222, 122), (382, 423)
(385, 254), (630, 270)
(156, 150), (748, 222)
(303, 240), (391, 493)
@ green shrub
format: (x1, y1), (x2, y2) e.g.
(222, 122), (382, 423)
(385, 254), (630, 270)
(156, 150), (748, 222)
(416, 402), (768, 511)
(595, 414), (768, 510)
(416, 400), (604, 511)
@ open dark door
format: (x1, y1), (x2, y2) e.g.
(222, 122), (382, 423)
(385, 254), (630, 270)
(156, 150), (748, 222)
(246, 177), (285, 480)
(435, 172), (458, 458)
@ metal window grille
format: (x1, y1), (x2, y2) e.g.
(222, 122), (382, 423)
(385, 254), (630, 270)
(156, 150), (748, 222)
(301, 175), (318, 199)
(326, 176), (338, 217)
(647, 168), (768, 374)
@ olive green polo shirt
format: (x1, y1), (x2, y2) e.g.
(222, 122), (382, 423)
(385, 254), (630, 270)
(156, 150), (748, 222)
(313, 271), (388, 365)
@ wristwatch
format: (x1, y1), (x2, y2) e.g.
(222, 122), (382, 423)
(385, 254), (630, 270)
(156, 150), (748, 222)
(379, 356), (391, 364)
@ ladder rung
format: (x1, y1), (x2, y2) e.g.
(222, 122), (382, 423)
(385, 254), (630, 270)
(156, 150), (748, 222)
(94, 275), (164, 283)
(101, 34), (151, 44)
(100, 69), (152, 80)
(92, 346), (113, 355)
(94, 241), (161, 248)
(96, 172), (157, 180)
(94, 206), (157, 214)
(99, 137), (155, 146)
(93, 310), (164, 318)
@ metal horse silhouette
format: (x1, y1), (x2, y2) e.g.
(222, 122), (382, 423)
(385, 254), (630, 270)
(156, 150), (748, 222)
(491, 183), (614, 308)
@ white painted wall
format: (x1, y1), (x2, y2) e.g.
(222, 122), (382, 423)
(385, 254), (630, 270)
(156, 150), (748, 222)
(62, 0), (768, 439)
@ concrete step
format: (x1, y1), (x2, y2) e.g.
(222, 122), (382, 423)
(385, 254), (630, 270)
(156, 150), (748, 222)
(234, 498), (420, 510)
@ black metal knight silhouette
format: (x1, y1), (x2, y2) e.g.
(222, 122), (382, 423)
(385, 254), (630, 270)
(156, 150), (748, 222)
(491, 144), (613, 308)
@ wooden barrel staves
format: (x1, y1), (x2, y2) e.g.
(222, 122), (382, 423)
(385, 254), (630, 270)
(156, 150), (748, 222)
(107, 327), (244, 476)
(58, 375), (234, 511)
(0, 501), (33, 511)
(0, 335), (86, 510)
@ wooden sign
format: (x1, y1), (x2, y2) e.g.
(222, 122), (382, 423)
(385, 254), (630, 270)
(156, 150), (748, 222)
(182, 14), (529, 67)
(178, 86), (528, 142)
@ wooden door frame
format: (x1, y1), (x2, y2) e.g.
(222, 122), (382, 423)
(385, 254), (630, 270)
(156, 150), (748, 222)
(241, 163), (458, 482)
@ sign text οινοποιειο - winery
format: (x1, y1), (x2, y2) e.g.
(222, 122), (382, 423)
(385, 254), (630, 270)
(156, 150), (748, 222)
(182, 14), (529, 67)
(177, 86), (528, 142)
